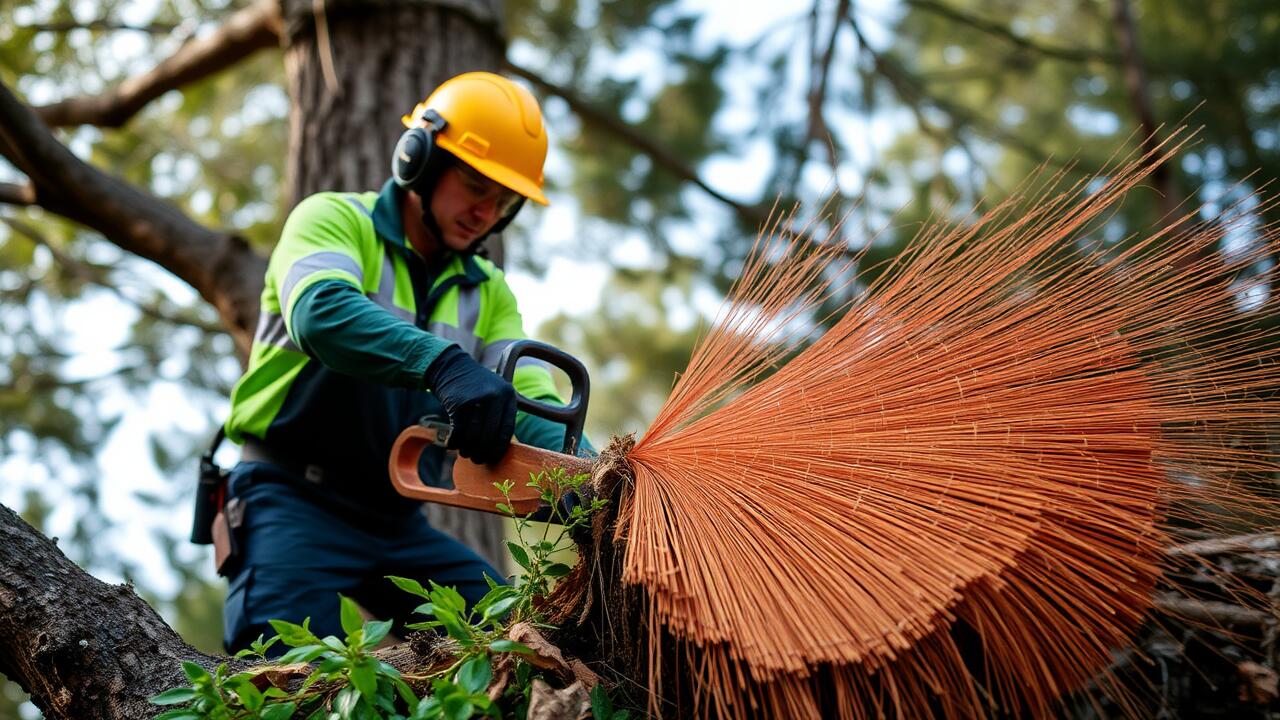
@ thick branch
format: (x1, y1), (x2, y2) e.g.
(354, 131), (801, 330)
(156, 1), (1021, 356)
(34, 0), (282, 128)
(904, 0), (1123, 66)
(20, 20), (180, 34)
(503, 61), (775, 232)
(0, 502), (217, 719)
(806, 0), (849, 169)
(1154, 594), (1274, 630)
(0, 182), (35, 206)
(0, 79), (264, 357)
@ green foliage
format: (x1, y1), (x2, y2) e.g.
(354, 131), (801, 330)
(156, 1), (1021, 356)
(150, 468), (624, 720)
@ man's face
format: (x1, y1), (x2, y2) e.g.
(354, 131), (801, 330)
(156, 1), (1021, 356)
(428, 163), (523, 252)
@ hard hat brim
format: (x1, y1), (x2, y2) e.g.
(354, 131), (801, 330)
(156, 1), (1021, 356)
(437, 136), (549, 206)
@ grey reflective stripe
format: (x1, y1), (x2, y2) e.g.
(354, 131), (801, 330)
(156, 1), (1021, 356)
(367, 251), (412, 322)
(479, 338), (515, 369)
(343, 196), (372, 217)
(428, 321), (482, 358)
(254, 310), (300, 352)
(281, 252), (364, 312)
(516, 356), (555, 375)
(457, 286), (481, 334)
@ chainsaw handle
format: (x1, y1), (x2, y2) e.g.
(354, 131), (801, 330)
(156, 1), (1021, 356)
(495, 339), (590, 456)
(388, 424), (544, 515)
(388, 423), (590, 516)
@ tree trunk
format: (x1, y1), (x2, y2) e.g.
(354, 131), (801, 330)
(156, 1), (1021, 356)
(281, 0), (509, 566)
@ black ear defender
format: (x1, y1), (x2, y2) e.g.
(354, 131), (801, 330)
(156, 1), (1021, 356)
(392, 109), (449, 194)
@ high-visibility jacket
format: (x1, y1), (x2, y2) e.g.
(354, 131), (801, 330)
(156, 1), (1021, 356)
(225, 179), (572, 516)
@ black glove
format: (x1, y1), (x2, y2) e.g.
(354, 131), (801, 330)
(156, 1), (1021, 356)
(423, 345), (517, 465)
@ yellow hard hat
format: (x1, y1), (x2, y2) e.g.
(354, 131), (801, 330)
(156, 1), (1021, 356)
(401, 72), (549, 205)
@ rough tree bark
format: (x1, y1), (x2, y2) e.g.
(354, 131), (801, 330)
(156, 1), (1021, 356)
(0, 503), (218, 719)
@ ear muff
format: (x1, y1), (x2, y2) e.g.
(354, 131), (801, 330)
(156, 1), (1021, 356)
(391, 109), (449, 194)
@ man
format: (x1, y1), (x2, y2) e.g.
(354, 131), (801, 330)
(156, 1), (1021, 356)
(219, 72), (583, 654)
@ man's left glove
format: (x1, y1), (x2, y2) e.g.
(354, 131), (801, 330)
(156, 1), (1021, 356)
(423, 345), (517, 465)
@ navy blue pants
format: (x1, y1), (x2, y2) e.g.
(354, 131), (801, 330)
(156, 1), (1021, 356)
(222, 462), (502, 654)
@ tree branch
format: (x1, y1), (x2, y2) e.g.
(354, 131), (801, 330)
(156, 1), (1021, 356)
(20, 20), (180, 34)
(1110, 0), (1181, 217)
(806, 0), (850, 185)
(848, 13), (1064, 177)
(904, 0), (1123, 66)
(503, 60), (776, 232)
(34, 0), (282, 128)
(0, 182), (36, 206)
(0, 79), (265, 358)
(0, 502), (217, 719)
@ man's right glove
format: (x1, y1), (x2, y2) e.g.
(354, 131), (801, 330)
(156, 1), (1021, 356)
(423, 345), (517, 465)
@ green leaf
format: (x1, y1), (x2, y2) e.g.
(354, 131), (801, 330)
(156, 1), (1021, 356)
(149, 687), (197, 706)
(543, 562), (573, 578)
(488, 639), (532, 654)
(393, 677), (419, 706)
(436, 612), (475, 647)
(180, 661), (210, 684)
(481, 594), (519, 621)
(472, 585), (516, 619)
(387, 575), (432, 599)
(278, 644), (328, 664)
(340, 595), (365, 637)
(269, 619), (319, 647)
(442, 693), (474, 720)
(335, 686), (361, 718)
(482, 572), (499, 590)
(322, 635), (349, 653)
(411, 696), (440, 720)
(590, 684), (613, 719)
(430, 582), (467, 615)
(317, 654), (348, 674)
(260, 702), (298, 720)
(506, 542), (532, 571)
(350, 661), (378, 701)
(363, 618), (393, 647)
(614, 710), (631, 720)
(151, 711), (200, 720)
(233, 681), (264, 711)
(455, 656), (492, 695)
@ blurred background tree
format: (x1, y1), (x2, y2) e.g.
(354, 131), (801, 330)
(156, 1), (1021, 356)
(1, 0), (1276, 716)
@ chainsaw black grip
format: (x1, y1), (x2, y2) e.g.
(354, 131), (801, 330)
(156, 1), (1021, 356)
(494, 339), (589, 456)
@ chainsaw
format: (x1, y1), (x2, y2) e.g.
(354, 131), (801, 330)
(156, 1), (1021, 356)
(389, 339), (592, 515)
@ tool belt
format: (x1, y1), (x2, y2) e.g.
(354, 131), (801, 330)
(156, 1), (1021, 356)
(240, 437), (331, 485)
